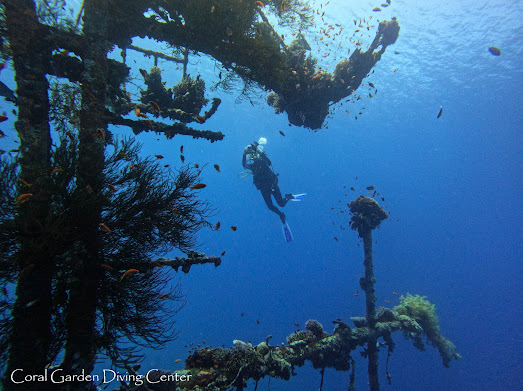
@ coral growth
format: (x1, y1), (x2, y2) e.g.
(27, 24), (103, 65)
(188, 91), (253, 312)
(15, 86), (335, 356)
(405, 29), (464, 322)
(394, 294), (462, 367)
(348, 196), (388, 237)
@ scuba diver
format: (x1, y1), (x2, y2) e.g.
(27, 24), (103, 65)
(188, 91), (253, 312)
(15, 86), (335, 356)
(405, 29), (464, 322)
(241, 138), (305, 242)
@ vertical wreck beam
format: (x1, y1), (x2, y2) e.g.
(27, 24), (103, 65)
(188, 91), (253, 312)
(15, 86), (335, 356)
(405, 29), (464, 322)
(59, 0), (109, 385)
(2, 1), (54, 389)
(361, 229), (379, 391)
(348, 196), (388, 391)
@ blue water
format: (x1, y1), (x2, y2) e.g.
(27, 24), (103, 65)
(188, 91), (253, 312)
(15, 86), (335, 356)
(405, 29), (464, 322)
(2, 0), (522, 390)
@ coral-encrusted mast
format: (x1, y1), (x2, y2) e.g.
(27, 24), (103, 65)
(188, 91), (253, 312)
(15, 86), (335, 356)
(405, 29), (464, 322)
(121, 196), (459, 391)
(348, 196), (388, 391)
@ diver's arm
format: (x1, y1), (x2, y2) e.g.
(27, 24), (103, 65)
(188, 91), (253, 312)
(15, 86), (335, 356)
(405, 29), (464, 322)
(242, 148), (248, 169)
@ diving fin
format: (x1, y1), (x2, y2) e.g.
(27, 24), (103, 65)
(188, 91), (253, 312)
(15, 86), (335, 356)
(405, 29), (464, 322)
(290, 193), (307, 201)
(282, 222), (294, 243)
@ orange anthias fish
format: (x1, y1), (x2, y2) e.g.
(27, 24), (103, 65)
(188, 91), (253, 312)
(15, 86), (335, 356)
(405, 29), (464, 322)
(18, 178), (32, 187)
(195, 115), (206, 124)
(120, 269), (139, 281)
(101, 264), (114, 272)
(107, 184), (116, 192)
(18, 264), (35, 279)
(14, 193), (33, 205)
(134, 108), (141, 116)
(160, 293), (170, 299)
(190, 183), (206, 190)
(213, 164), (221, 172)
(99, 223), (112, 233)
(149, 101), (161, 113)
(230, 226), (237, 231)
(255, 1), (265, 7)
(51, 168), (63, 175)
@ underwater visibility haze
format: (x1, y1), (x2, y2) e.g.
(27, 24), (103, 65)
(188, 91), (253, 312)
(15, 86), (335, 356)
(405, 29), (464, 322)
(0, 0), (521, 390)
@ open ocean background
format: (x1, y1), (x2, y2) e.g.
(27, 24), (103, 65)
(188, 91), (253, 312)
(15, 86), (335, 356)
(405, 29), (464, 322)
(1, 0), (521, 390)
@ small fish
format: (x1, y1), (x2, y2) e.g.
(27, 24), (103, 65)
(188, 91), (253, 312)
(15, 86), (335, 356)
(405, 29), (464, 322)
(180, 155), (185, 163)
(334, 236), (339, 241)
(164, 164), (169, 168)
(139, 68), (148, 78)
(350, 187), (355, 191)
(99, 223), (112, 233)
(213, 164), (221, 172)
(97, 128), (105, 141)
(294, 322), (300, 327)
(180, 145), (184, 153)
(437, 106), (443, 119)
(160, 294), (170, 299)
(385, 300), (391, 304)
(18, 178), (32, 187)
(101, 264), (114, 272)
(241, 312), (245, 317)
(488, 46), (501, 56)
(155, 154), (164, 159)
(256, 319), (260, 324)
(0, 115), (8, 123)
(381, 196), (385, 201)
(392, 69), (396, 72)
(0, 130), (5, 138)
(230, 226), (237, 231)
(149, 101), (161, 113)
(372, 7), (381, 12)
(190, 183), (207, 190)
(174, 359), (182, 363)
(366, 186), (375, 190)
(279, 130), (285, 136)
(215, 221), (221, 231)
(368, 82), (375, 88)
(354, 289), (360, 297)
(194, 163), (199, 169)
(221, 251), (226, 256)
(138, 113), (148, 119)
(117, 151), (128, 158)
(393, 292), (399, 297)
(107, 184), (116, 192)
(134, 108), (141, 116)
(14, 193), (33, 205)
(129, 164), (140, 169)
(120, 269), (139, 281)
(195, 115), (205, 124)
(25, 299), (40, 308)
(18, 264), (35, 279)
(255, 1), (265, 7)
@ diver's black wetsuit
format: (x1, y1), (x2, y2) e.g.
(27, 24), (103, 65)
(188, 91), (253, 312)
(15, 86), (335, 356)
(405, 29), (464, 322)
(242, 143), (292, 223)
